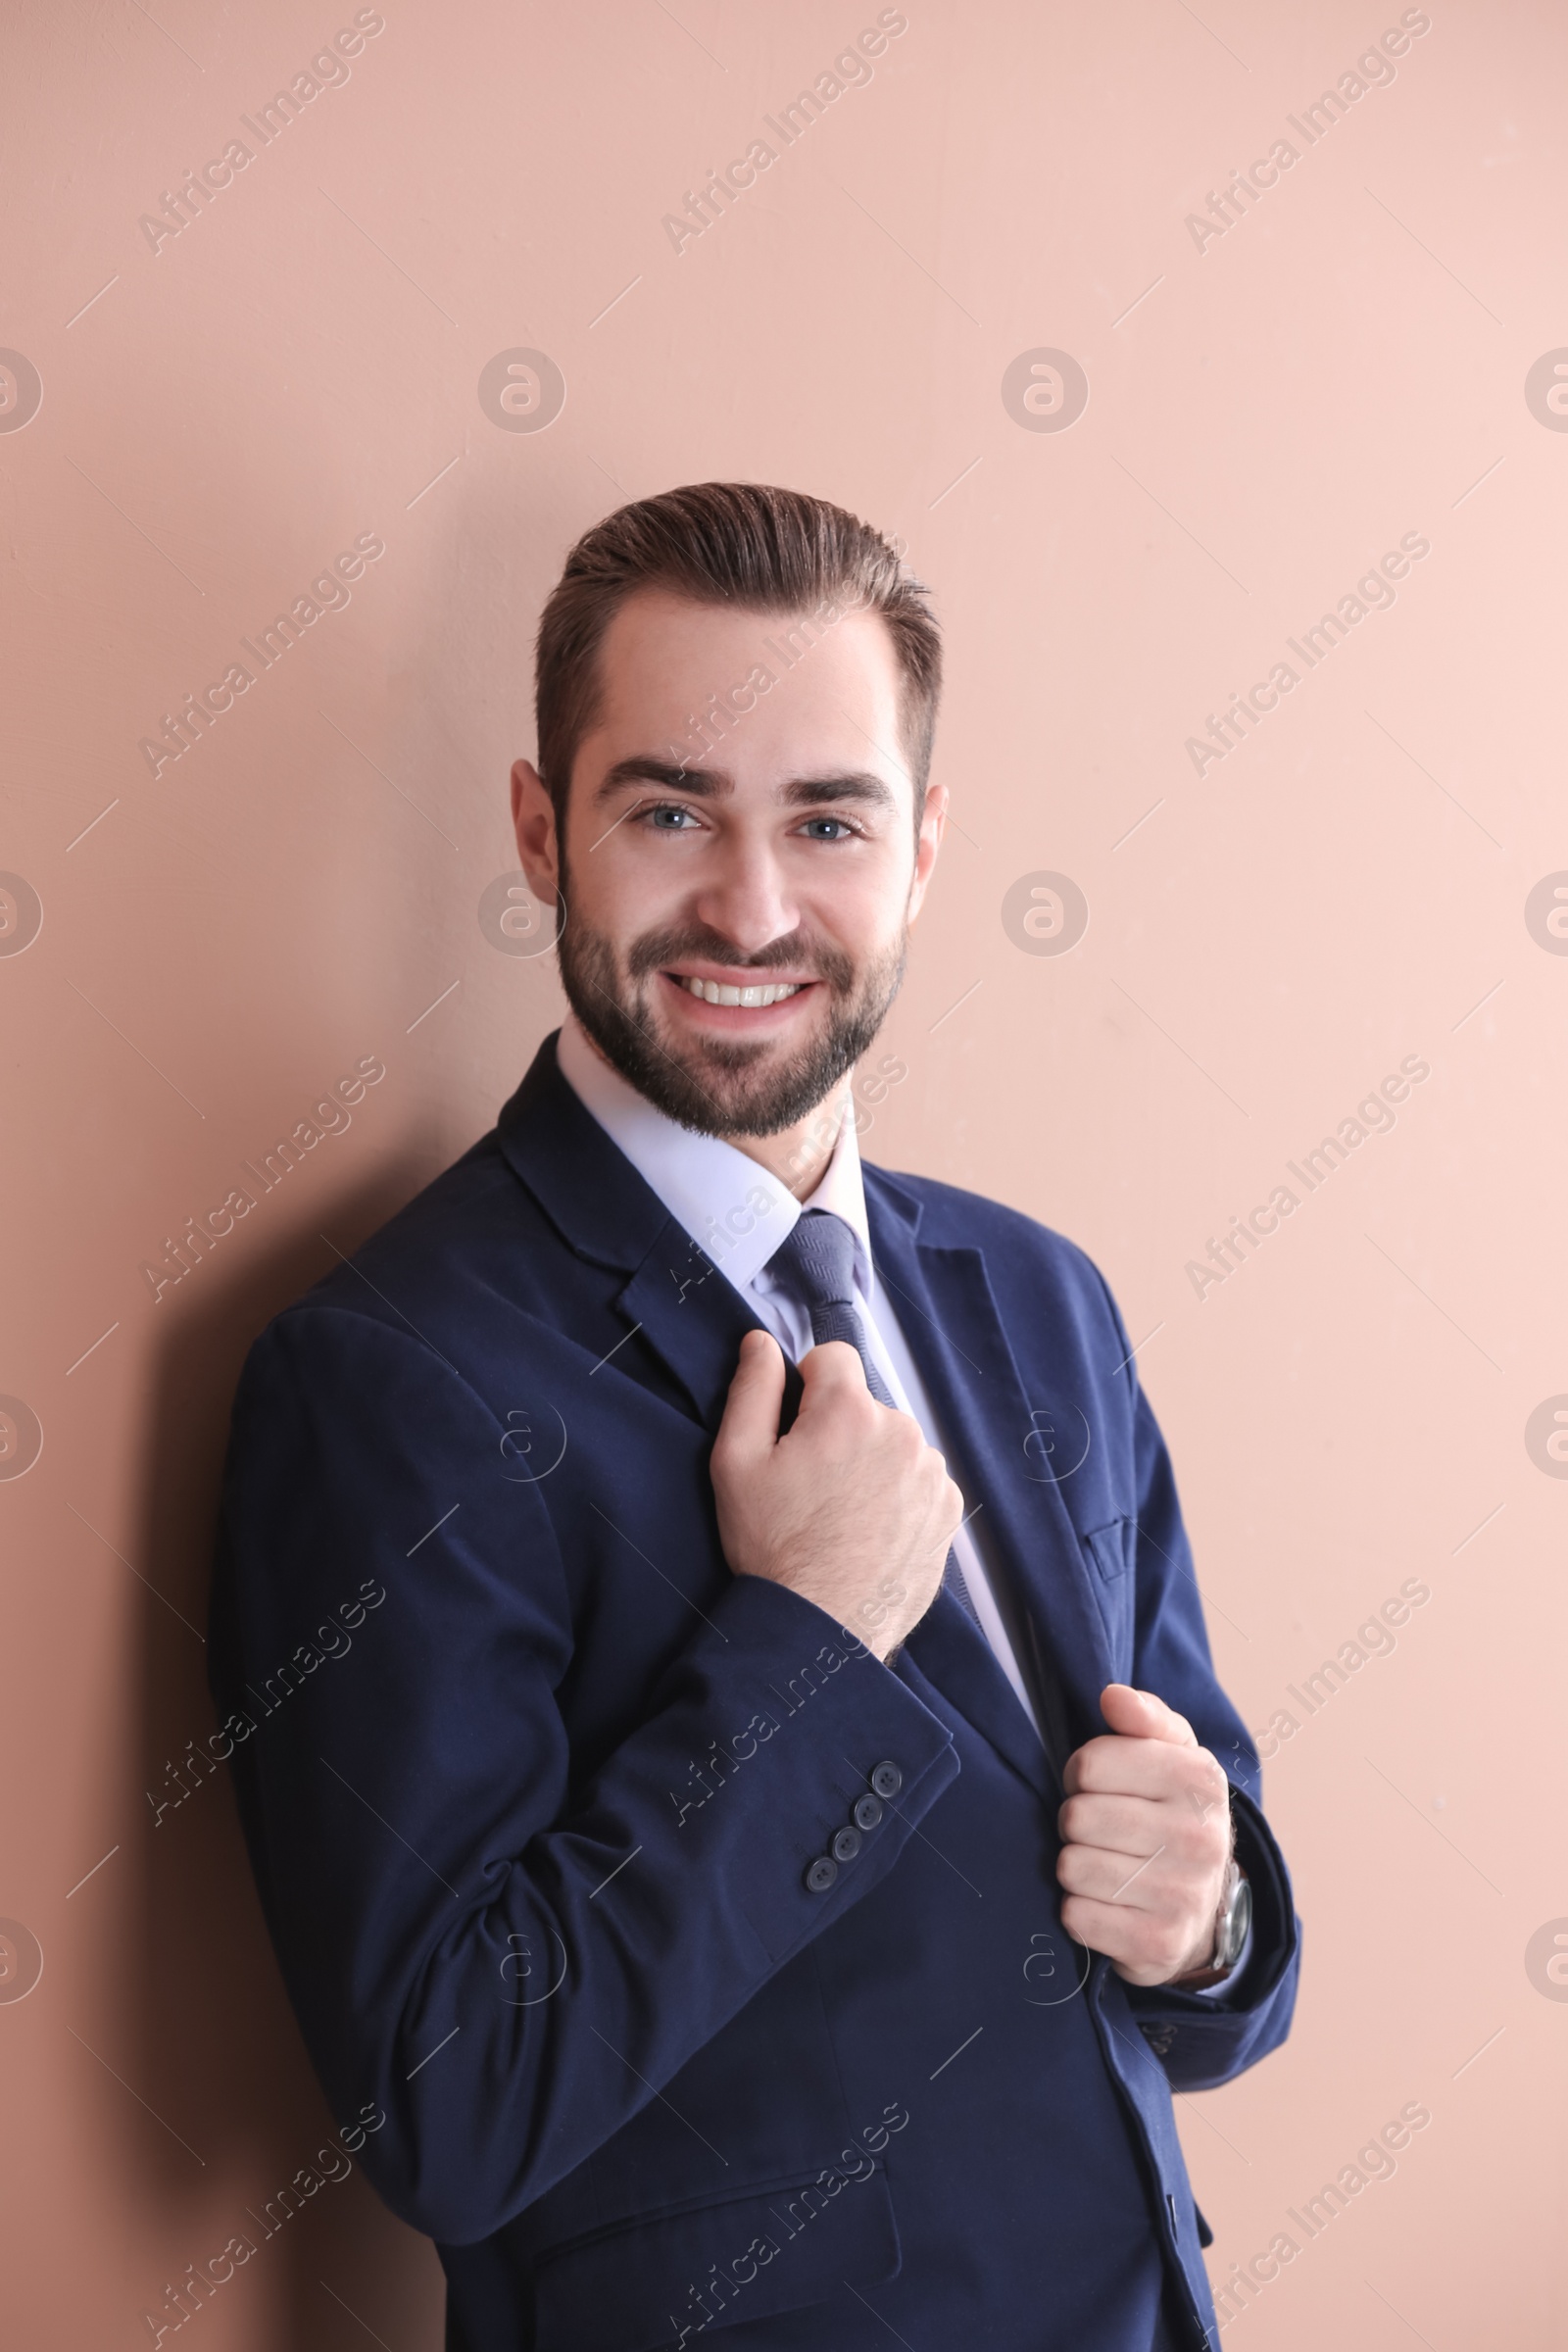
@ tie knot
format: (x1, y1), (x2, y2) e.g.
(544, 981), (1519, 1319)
(764, 1208), (859, 1314)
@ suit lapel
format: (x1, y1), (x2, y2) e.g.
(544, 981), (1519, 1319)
(496, 1034), (804, 1434)
(867, 1178), (1116, 1797)
(899, 1590), (1062, 1803)
(611, 1213), (804, 1434)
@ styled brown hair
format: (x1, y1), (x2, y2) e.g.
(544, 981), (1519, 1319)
(533, 481), (942, 830)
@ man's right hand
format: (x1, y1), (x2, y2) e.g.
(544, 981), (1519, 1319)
(710, 1329), (963, 1663)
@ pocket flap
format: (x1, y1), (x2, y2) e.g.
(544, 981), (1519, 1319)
(1082, 1516), (1135, 1582)
(533, 2166), (901, 2352)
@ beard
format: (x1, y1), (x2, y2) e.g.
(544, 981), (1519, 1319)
(556, 882), (907, 1139)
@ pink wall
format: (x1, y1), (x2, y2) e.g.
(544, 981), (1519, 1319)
(3, 1), (1562, 2342)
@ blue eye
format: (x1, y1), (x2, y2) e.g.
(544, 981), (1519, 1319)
(645, 804), (698, 829)
(801, 817), (855, 841)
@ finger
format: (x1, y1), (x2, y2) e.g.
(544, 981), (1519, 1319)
(796, 1339), (876, 1405)
(1058, 1893), (1192, 1984)
(1056, 1789), (1173, 1859)
(1063, 1734), (1217, 1803)
(1057, 1848), (1172, 1923)
(1099, 1683), (1197, 1747)
(712, 1329), (786, 1472)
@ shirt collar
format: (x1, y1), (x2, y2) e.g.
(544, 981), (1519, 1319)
(554, 1010), (872, 1296)
(787, 1097), (872, 1296)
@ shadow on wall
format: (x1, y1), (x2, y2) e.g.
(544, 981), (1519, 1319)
(125, 1155), (449, 2351)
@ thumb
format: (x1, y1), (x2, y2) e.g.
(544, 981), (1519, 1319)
(713, 1329), (786, 1472)
(1100, 1683), (1196, 1746)
(795, 1337), (870, 1412)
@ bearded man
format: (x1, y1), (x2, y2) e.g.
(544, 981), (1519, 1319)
(212, 482), (1298, 2352)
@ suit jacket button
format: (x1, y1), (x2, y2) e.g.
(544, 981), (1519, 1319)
(869, 1760), (902, 1799)
(805, 1855), (838, 1893)
(830, 1825), (861, 1864)
(852, 1793), (883, 1832)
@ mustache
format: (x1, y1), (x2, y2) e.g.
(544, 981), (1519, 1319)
(623, 923), (857, 992)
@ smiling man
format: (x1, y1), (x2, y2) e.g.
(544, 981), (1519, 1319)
(211, 483), (1299, 2352)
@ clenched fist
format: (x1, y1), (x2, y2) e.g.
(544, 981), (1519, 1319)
(1056, 1685), (1235, 1987)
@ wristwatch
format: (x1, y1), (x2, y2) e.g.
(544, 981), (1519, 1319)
(1174, 1856), (1250, 1990)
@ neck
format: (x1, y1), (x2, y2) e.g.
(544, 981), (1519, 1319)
(569, 1016), (854, 1200)
(722, 1073), (854, 1199)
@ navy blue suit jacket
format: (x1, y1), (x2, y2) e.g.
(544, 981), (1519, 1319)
(209, 1032), (1299, 2352)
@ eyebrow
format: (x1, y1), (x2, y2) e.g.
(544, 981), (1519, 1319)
(592, 757), (898, 812)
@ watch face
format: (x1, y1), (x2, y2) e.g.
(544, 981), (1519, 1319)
(1220, 1874), (1252, 1969)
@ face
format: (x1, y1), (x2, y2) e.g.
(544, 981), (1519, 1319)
(512, 589), (945, 1140)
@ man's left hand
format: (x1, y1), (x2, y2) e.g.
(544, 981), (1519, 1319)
(1055, 1684), (1234, 1987)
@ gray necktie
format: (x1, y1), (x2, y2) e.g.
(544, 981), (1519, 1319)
(762, 1209), (980, 1627)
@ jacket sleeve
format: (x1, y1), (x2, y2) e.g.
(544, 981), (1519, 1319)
(208, 1304), (959, 2244)
(1089, 1271), (1302, 2091)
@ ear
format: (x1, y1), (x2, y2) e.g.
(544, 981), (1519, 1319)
(511, 758), (562, 905)
(906, 780), (948, 926)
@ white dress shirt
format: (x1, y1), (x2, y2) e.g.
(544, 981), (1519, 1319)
(554, 1012), (1045, 1741)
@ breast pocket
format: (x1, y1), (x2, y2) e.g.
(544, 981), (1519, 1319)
(531, 2165), (902, 2352)
(1079, 1515), (1137, 1672)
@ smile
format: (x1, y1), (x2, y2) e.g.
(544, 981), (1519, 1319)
(673, 976), (806, 1007)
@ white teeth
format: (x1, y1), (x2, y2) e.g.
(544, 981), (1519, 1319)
(678, 976), (804, 1007)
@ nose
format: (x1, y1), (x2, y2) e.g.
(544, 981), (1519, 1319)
(688, 833), (800, 959)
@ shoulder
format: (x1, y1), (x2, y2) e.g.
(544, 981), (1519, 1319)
(237, 1126), (541, 1388)
(863, 1162), (1129, 1345)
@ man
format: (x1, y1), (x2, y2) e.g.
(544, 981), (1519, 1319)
(211, 482), (1299, 2352)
